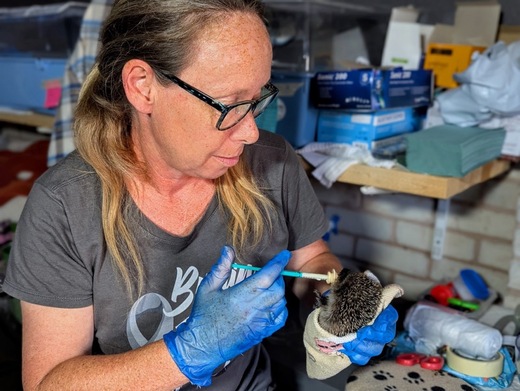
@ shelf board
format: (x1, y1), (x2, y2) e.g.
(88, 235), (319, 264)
(303, 158), (511, 199)
(0, 111), (54, 129)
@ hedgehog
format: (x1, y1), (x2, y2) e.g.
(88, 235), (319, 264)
(316, 269), (383, 336)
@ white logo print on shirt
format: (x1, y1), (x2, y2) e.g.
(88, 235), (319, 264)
(126, 266), (253, 349)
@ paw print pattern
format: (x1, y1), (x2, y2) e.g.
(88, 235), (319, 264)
(372, 370), (395, 381)
(384, 386), (398, 391)
(403, 370), (425, 385)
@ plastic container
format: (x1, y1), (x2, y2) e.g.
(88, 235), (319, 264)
(264, 0), (390, 72)
(271, 71), (318, 148)
(453, 269), (490, 301)
(0, 2), (87, 58)
(429, 283), (455, 306)
(0, 56), (66, 113)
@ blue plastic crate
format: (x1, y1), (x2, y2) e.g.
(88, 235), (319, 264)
(0, 56), (66, 114)
(271, 71), (318, 148)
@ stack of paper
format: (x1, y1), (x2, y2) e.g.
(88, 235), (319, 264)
(405, 125), (506, 177)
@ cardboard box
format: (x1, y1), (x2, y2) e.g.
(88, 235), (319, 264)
(313, 68), (433, 111)
(423, 1), (501, 88)
(424, 42), (487, 89)
(381, 6), (434, 70)
(497, 25), (520, 45)
(316, 107), (420, 146)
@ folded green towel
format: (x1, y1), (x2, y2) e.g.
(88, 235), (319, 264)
(405, 125), (505, 177)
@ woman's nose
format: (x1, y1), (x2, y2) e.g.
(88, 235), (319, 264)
(230, 113), (260, 145)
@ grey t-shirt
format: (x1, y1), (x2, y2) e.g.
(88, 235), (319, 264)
(4, 130), (328, 390)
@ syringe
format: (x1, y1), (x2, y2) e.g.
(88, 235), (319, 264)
(231, 263), (337, 284)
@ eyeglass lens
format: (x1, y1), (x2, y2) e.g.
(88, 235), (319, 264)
(219, 90), (276, 130)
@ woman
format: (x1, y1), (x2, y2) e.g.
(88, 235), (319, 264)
(3, 1), (397, 390)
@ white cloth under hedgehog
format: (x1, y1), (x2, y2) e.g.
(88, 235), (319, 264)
(303, 272), (404, 380)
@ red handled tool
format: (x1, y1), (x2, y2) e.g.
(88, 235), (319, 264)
(396, 353), (445, 371)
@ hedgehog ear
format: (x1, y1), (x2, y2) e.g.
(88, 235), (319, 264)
(363, 270), (381, 284)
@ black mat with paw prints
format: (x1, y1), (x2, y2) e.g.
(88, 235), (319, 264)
(345, 359), (477, 391)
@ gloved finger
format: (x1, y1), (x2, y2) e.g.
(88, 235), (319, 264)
(199, 245), (235, 293)
(260, 300), (289, 337)
(342, 338), (385, 357)
(345, 351), (372, 366)
(355, 325), (396, 346)
(356, 310), (397, 344)
(263, 298), (288, 333)
(371, 305), (398, 333)
(241, 273), (287, 315)
(267, 296), (288, 323)
(247, 250), (291, 289)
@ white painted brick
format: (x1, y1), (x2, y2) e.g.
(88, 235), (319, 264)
(505, 167), (520, 182)
(478, 240), (514, 271)
(452, 184), (483, 203)
(355, 238), (430, 277)
(508, 260), (520, 290)
(394, 274), (434, 301)
(334, 256), (363, 272)
(326, 232), (354, 258)
(448, 203), (516, 240)
(514, 229), (520, 258)
(362, 193), (435, 223)
(340, 263), (395, 285)
(326, 206), (394, 242)
(504, 291), (520, 310)
(482, 180), (520, 211)
(366, 267), (393, 286)
(443, 232), (476, 261)
(309, 170), (518, 306)
(312, 181), (361, 208)
(431, 258), (508, 298)
(430, 258), (462, 282)
(396, 221), (433, 251)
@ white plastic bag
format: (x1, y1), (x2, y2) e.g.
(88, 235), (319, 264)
(404, 301), (502, 360)
(438, 41), (520, 126)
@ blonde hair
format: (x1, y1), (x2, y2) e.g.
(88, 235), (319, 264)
(74, 0), (272, 299)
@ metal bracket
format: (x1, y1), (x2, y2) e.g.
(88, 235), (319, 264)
(431, 198), (451, 261)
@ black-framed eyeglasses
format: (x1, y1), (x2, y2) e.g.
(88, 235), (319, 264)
(160, 72), (279, 131)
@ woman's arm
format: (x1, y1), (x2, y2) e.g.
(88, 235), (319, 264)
(287, 239), (342, 305)
(21, 302), (189, 391)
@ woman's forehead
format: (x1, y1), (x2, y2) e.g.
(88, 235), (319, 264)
(181, 13), (272, 86)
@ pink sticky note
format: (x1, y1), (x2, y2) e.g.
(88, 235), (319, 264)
(44, 84), (62, 109)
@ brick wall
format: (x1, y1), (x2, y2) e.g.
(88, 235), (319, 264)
(312, 163), (520, 308)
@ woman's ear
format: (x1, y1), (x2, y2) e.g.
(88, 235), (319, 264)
(122, 59), (156, 114)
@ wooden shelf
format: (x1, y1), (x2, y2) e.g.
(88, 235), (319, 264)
(303, 158), (511, 199)
(0, 111), (54, 129)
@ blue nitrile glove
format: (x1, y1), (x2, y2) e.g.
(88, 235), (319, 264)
(340, 305), (398, 365)
(163, 246), (291, 387)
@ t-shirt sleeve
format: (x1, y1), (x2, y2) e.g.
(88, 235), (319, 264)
(3, 182), (94, 308)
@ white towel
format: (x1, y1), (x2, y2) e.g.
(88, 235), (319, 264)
(297, 143), (396, 188)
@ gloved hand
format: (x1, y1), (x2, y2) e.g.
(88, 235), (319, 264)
(163, 246), (290, 387)
(341, 305), (399, 365)
(303, 271), (403, 380)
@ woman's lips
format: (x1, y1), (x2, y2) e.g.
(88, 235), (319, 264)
(216, 155), (240, 167)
